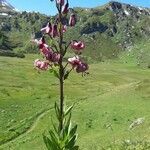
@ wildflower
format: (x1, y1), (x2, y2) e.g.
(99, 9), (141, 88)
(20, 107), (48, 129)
(68, 56), (80, 68)
(62, 2), (69, 14)
(41, 22), (52, 35)
(70, 41), (85, 54)
(68, 56), (89, 73)
(69, 14), (76, 26)
(31, 37), (48, 49)
(51, 52), (60, 63)
(51, 24), (59, 38)
(56, 0), (64, 6)
(34, 59), (49, 70)
(62, 25), (67, 33)
(76, 62), (88, 73)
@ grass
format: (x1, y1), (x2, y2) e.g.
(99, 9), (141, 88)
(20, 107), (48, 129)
(0, 54), (150, 149)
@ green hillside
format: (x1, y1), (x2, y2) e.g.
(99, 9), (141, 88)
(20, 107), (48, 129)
(0, 1), (150, 149)
(0, 1), (150, 63)
(0, 55), (150, 149)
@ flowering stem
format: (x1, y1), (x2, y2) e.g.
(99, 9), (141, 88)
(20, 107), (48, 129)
(58, 4), (64, 131)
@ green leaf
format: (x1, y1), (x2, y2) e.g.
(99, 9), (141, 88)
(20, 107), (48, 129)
(55, 102), (60, 121)
(43, 134), (59, 150)
(72, 146), (79, 150)
(65, 135), (77, 149)
(49, 130), (59, 148)
(65, 113), (72, 134)
(70, 125), (78, 138)
(51, 118), (58, 134)
(43, 135), (52, 150)
(64, 105), (74, 117)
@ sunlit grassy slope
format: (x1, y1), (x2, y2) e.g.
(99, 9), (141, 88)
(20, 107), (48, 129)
(0, 55), (150, 149)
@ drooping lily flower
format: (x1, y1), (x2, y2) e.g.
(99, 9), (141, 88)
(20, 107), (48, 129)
(69, 14), (76, 26)
(70, 41), (85, 54)
(40, 46), (52, 55)
(41, 46), (53, 58)
(40, 46), (59, 63)
(56, 0), (64, 6)
(51, 24), (59, 38)
(76, 62), (89, 73)
(71, 41), (85, 50)
(68, 56), (80, 68)
(62, 2), (69, 14)
(68, 56), (89, 73)
(34, 59), (49, 70)
(41, 22), (52, 35)
(51, 52), (60, 63)
(40, 46), (60, 63)
(31, 37), (48, 49)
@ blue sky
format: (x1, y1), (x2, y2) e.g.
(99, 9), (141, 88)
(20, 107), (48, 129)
(9, 0), (150, 15)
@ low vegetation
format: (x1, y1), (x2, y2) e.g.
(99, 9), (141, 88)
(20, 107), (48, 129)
(0, 55), (150, 149)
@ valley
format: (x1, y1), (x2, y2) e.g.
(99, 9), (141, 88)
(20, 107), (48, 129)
(0, 0), (150, 149)
(0, 55), (150, 149)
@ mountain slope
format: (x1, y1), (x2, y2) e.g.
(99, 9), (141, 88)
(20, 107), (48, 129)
(0, 0), (16, 16)
(73, 1), (150, 48)
(0, 1), (150, 62)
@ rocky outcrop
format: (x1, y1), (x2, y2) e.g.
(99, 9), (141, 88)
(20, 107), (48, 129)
(81, 22), (108, 35)
(108, 1), (150, 17)
(0, 0), (16, 17)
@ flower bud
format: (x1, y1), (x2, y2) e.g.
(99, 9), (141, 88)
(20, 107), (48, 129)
(51, 24), (59, 38)
(62, 2), (69, 14)
(62, 25), (67, 33)
(69, 14), (76, 26)
(56, 0), (64, 6)
(70, 41), (85, 54)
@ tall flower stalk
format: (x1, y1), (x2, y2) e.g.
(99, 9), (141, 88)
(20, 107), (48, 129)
(32, 0), (88, 149)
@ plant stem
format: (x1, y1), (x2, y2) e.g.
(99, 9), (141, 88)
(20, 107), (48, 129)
(59, 61), (64, 131)
(58, 5), (64, 131)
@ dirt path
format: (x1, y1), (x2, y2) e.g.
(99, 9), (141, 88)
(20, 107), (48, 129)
(76, 81), (140, 105)
(102, 81), (140, 96)
(0, 81), (140, 148)
(0, 108), (53, 148)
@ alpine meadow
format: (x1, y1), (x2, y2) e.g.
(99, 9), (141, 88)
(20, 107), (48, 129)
(0, 0), (150, 150)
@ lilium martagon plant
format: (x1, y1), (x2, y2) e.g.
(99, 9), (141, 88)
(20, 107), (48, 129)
(31, 0), (89, 149)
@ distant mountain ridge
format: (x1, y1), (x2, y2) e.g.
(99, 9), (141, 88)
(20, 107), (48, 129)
(0, 1), (150, 66)
(0, 0), (16, 16)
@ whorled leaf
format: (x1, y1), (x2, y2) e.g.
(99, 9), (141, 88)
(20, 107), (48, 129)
(64, 105), (74, 116)
(54, 102), (61, 121)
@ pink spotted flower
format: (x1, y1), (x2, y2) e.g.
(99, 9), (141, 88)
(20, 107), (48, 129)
(41, 22), (52, 35)
(70, 41), (85, 54)
(34, 59), (49, 70)
(68, 56), (80, 68)
(45, 51), (60, 63)
(76, 62), (89, 73)
(31, 37), (48, 49)
(68, 56), (88, 73)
